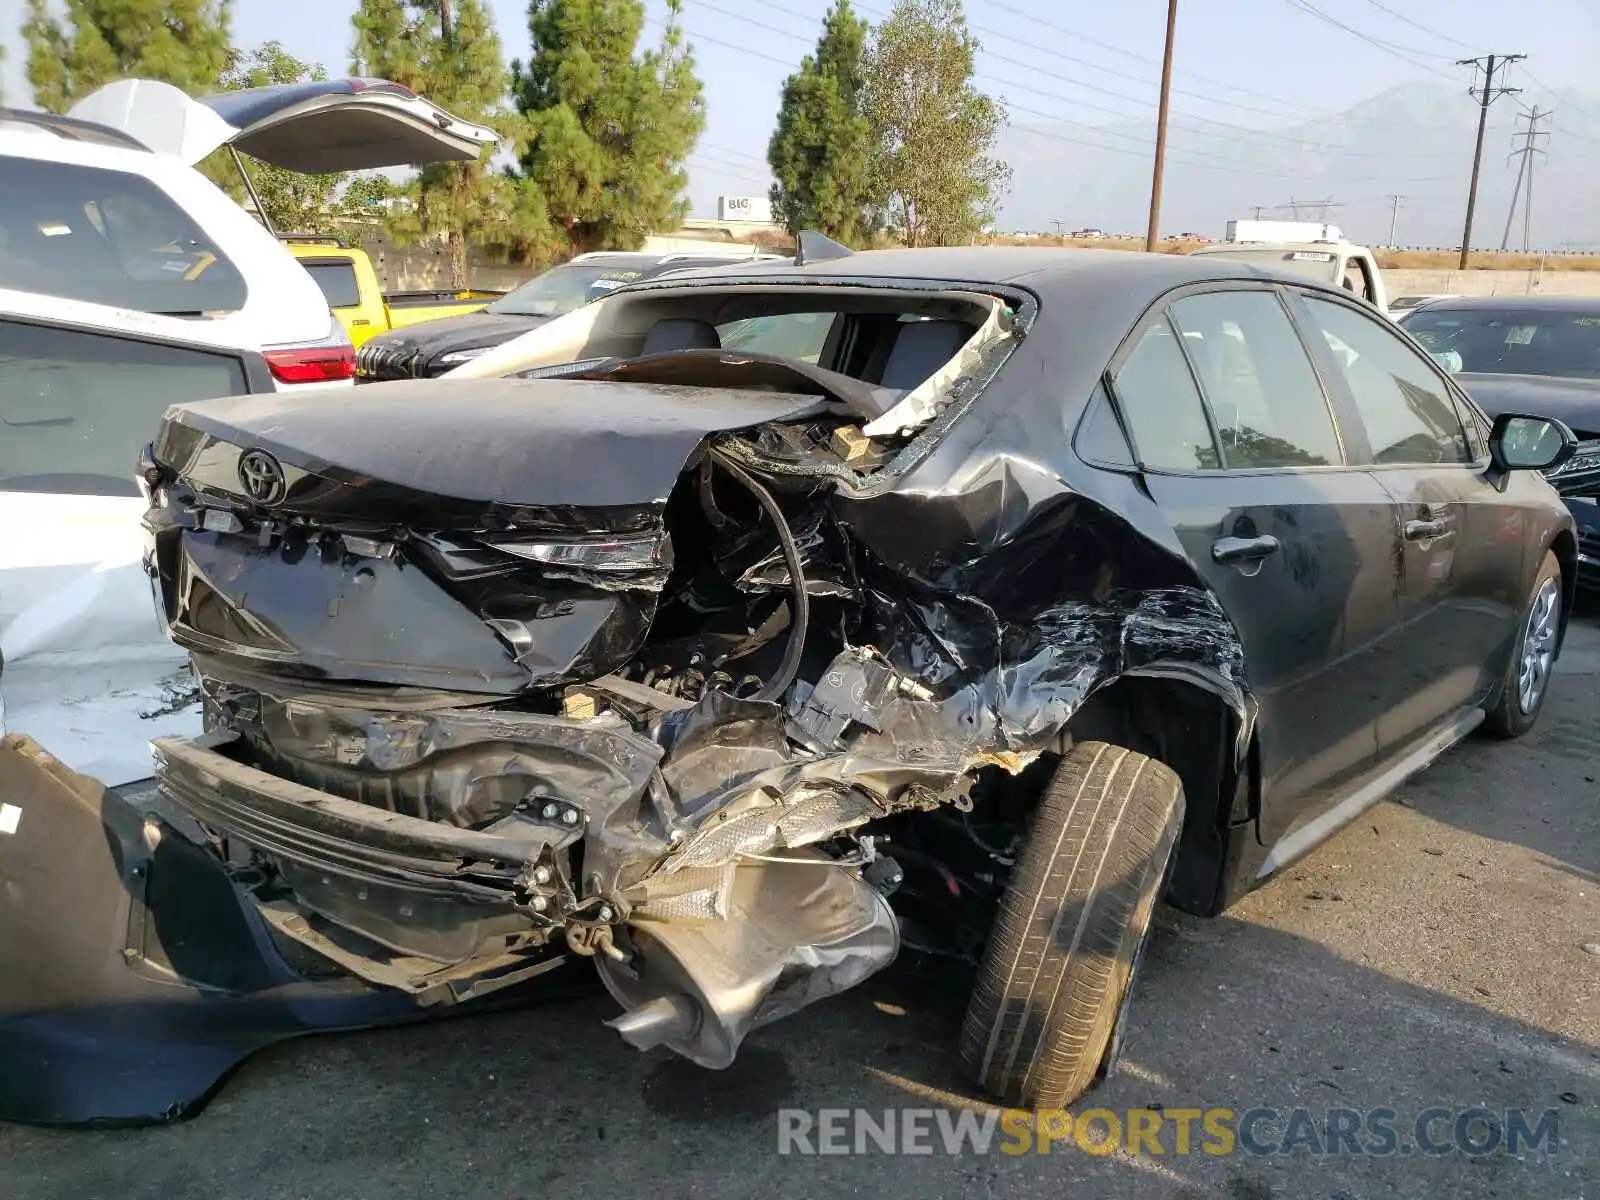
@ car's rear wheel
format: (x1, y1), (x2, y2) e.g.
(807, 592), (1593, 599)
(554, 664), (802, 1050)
(959, 740), (1183, 1110)
(1484, 549), (1562, 738)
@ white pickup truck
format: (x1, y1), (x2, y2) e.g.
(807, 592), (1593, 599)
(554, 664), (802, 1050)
(1190, 222), (1391, 316)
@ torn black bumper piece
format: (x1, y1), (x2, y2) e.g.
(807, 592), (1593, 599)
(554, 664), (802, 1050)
(0, 735), (586, 1128)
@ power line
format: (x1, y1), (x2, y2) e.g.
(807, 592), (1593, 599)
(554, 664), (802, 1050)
(689, 0), (1304, 172)
(726, 0), (1451, 165)
(1276, 0), (1459, 80)
(756, 0), (1458, 135)
(976, 0), (1422, 127)
(1515, 66), (1600, 137)
(1355, 0), (1478, 52)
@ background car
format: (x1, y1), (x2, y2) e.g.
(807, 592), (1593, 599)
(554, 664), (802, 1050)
(1401, 295), (1600, 589)
(1387, 292), (1458, 321)
(0, 78), (498, 788)
(355, 249), (784, 380)
(281, 234), (505, 348)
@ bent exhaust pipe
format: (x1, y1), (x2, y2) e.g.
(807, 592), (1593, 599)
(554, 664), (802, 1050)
(598, 853), (898, 1068)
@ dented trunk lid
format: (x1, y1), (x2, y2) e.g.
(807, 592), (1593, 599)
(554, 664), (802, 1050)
(146, 378), (825, 693)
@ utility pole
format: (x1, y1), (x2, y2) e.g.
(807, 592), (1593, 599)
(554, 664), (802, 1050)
(1501, 106), (1551, 252)
(1457, 53), (1524, 268)
(1386, 194), (1406, 246)
(1145, 0), (1178, 252)
(1250, 205), (1268, 220)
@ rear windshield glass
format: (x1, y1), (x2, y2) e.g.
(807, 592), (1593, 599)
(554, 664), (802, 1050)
(1405, 307), (1600, 379)
(301, 259), (361, 309)
(488, 261), (648, 317)
(0, 319), (248, 496)
(0, 154), (247, 316)
(1194, 247), (1343, 284)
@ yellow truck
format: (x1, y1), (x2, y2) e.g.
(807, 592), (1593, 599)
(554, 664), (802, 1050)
(282, 235), (504, 348)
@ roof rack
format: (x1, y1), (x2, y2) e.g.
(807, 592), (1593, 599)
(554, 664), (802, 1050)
(0, 105), (146, 151)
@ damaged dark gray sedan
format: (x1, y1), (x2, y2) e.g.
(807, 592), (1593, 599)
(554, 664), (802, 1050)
(1, 239), (1582, 1126)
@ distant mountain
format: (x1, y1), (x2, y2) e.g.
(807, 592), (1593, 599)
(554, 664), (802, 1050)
(997, 81), (1600, 251)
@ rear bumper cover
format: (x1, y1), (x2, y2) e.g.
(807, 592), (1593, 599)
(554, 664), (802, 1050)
(0, 734), (585, 1128)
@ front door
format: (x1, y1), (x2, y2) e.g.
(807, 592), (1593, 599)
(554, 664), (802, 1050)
(1107, 286), (1407, 846)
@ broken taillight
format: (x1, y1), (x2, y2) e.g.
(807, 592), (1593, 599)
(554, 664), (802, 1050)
(263, 344), (357, 384)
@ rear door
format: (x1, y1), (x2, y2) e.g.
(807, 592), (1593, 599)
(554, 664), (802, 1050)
(1108, 284), (1406, 848)
(1291, 290), (1520, 754)
(69, 78), (498, 171)
(0, 309), (270, 786)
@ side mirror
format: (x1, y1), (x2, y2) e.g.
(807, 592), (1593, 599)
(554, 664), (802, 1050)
(1488, 413), (1577, 485)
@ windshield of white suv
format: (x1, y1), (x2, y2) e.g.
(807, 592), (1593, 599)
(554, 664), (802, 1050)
(1405, 307), (1600, 379)
(0, 154), (247, 315)
(487, 262), (647, 317)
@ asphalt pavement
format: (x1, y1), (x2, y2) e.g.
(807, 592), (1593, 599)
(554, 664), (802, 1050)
(3, 620), (1597, 1200)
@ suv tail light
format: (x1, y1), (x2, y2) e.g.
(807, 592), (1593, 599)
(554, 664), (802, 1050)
(264, 343), (357, 384)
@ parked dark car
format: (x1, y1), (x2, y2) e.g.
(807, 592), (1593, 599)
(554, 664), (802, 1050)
(1402, 295), (1600, 589)
(355, 250), (780, 381)
(3, 240), (1580, 1127)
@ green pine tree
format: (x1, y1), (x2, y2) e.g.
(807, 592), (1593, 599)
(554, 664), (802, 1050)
(860, 0), (1008, 247)
(352, 0), (525, 285)
(511, 0), (705, 257)
(767, 0), (876, 245)
(22, 0), (233, 113)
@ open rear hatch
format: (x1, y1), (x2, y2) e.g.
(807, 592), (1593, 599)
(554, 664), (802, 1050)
(68, 78), (498, 170)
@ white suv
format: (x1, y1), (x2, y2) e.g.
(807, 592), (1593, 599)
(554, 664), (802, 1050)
(0, 79), (496, 786)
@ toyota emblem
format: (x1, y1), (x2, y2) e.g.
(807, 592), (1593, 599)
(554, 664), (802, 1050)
(237, 449), (287, 505)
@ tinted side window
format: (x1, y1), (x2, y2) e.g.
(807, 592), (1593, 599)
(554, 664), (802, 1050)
(0, 155), (247, 315)
(1110, 317), (1221, 472)
(1301, 297), (1474, 466)
(0, 320), (248, 497)
(302, 259), (361, 309)
(1170, 290), (1342, 469)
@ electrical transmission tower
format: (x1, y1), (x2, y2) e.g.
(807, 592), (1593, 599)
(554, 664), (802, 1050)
(1501, 107), (1551, 252)
(1457, 53), (1524, 267)
(1279, 198), (1344, 222)
(1386, 194), (1407, 246)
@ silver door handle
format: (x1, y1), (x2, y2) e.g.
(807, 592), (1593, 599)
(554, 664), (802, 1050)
(1212, 535), (1281, 565)
(1404, 519), (1449, 541)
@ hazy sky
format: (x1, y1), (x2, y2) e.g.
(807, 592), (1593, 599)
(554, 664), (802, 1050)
(4, 0), (1596, 220)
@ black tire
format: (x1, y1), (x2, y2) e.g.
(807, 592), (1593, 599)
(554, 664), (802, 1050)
(1484, 550), (1563, 738)
(959, 740), (1183, 1110)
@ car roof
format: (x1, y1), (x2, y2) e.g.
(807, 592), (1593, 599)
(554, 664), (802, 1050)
(1411, 295), (1600, 314)
(566, 251), (776, 271)
(0, 106), (147, 151)
(1191, 242), (1353, 255)
(688, 244), (1265, 284)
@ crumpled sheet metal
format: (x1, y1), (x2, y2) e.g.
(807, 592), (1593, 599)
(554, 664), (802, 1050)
(209, 673), (663, 834)
(619, 584), (1248, 906)
(597, 851), (899, 1069)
